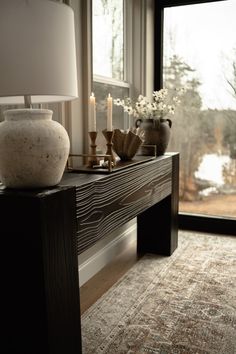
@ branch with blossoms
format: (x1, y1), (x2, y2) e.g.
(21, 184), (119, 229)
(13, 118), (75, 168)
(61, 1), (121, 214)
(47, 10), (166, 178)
(114, 88), (186, 121)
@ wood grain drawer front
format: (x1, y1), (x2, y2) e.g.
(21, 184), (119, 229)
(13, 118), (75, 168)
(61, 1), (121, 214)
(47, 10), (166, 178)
(75, 157), (172, 254)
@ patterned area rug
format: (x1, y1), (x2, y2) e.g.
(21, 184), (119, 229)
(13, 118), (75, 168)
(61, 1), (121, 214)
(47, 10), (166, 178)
(81, 231), (236, 353)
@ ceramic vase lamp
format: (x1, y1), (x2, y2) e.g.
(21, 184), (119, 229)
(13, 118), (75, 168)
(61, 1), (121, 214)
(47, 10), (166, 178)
(0, 0), (78, 189)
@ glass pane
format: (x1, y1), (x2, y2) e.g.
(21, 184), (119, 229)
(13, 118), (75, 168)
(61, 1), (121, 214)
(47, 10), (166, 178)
(92, 82), (129, 153)
(163, 0), (236, 218)
(92, 0), (124, 80)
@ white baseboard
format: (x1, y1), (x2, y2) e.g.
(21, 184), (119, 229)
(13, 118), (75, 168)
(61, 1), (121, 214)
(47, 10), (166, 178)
(78, 223), (137, 286)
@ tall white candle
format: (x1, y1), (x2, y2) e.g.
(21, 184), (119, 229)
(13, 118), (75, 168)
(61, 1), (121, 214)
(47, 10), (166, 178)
(107, 93), (113, 131)
(89, 92), (96, 132)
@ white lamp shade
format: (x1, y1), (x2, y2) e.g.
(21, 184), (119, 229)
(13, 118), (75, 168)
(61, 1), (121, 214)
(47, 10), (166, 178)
(0, 0), (78, 104)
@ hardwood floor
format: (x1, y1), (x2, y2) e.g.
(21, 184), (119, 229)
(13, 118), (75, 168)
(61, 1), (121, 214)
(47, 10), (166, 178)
(79, 240), (142, 314)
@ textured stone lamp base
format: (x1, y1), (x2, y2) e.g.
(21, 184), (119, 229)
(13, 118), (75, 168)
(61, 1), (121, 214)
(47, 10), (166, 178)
(0, 109), (70, 189)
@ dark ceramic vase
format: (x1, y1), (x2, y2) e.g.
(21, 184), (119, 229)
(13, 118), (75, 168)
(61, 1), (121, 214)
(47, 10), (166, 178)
(136, 118), (172, 156)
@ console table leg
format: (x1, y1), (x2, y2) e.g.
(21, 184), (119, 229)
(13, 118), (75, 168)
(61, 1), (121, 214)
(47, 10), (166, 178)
(1, 187), (82, 354)
(137, 154), (179, 256)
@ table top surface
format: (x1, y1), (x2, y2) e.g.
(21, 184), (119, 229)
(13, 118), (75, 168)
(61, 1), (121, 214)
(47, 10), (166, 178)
(0, 153), (178, 197)
(62, 152), (177, 186)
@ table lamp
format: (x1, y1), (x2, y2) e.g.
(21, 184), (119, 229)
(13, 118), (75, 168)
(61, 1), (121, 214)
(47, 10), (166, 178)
(0, 0), (78, 189)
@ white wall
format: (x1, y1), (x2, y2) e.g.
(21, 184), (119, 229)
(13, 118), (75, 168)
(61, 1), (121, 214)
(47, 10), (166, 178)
(78, 219), (137, 286)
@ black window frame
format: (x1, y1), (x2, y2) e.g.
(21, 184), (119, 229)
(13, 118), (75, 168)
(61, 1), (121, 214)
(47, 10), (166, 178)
(154, 0), (236, 236)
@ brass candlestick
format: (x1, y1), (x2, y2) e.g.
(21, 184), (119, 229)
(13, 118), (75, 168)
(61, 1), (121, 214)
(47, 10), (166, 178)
(102, 129), (116, 166)
(88, 131), (100, 167)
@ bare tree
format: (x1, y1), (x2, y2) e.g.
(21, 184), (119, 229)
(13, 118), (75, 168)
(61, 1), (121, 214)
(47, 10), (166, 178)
(226, 53), (236, 98)
(223, 51), (236, 159)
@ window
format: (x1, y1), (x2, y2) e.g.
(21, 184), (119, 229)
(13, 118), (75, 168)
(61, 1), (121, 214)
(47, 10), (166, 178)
(92, 0), (130, 152)
(155, 0), (236, 233)
(93, 0), (124, 81)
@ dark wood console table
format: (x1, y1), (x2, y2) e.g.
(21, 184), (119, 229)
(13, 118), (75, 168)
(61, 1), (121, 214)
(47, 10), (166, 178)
(0, 153), (179, 354)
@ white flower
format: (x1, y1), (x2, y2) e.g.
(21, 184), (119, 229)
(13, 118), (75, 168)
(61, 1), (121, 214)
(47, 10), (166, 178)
(114, 87), (184, 121)
(114, 98), (122, 106)
(157, 102), (166, 111)
(147, 103), (153, 110)
(153, 89), (168, 102)
(138, 95), (145, 102)
(140, 107), (148, 115)
(136, 101), (146, 110)
(168, 105), (175, 114)
(124, 106), (133, 115)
